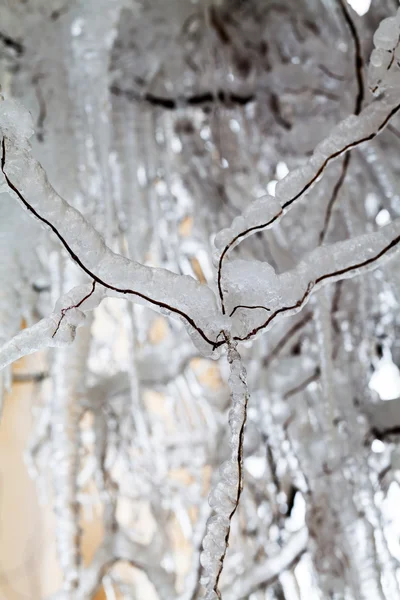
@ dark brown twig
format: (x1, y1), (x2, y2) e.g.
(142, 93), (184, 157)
(52, 281), (96, 338)
(229, 304), (270, 317)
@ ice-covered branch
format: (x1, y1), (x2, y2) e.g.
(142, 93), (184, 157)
(200, 342), (249, 599)
(0, 282), (104, 371)
(0, 100), (229, 354)
(223, 218), (400, 342)
(215, 6), (400, 312)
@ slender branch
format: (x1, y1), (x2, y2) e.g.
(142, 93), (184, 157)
(284, 368), (320, 399)
(111, 85), (254, 109)
(319, 153), (351, 245)
(1, 138), (221, 350)
(236, 229), (400, 342)
(13, 371), (49, 384)
(337, 0), (364, 116)
(318, 0), (364, 245)
(217, 102), (400, 312)
(263, 312), (312, 368)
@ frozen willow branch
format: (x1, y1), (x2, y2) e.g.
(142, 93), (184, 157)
(0, 99), (228, 355)
(200, 342), (249, 599)
(224, 217), (400, 342)
(1, 2), (400, 599)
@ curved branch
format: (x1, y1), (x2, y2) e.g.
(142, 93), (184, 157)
(217, 101), (400, 312)
(0, 136), (223, 352)
(235, 223), (400, 342)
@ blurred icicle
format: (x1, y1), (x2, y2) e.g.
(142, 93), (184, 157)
(223, 529), (308, 600)
(51, 269), (94, 593)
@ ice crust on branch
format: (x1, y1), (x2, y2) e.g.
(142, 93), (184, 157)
(0, 283), (105, 370)
(224, 218), (400, 340)
(1, 3), (400, 599)
(369, 8), (400, 96)
(214, 86), (400, 265)
(0, 98), (229, 355)
(200, 343), (249, 598)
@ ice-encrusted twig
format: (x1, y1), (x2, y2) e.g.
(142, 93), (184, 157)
(200, 341), (249, 599)
(215, 20), (400, 313)
(222, 528), (308, 600)
(0, 282), (105, 371)
(0, 101), (229, 354)
(224, 217), (400, 342)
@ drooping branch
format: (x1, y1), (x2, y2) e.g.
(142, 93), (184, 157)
(200, 342), (249, 599)
(0, 107), (228, 353)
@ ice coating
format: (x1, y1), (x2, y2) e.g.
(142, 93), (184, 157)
(200, 344), (249, 597)
(373, 10), (400, 51)
(0, 283), (105, 370)
(369, 9), (400, 95)
(223, 218), (400, 340)
(213, 194), (281, 253)
(0, 99), (229, 355)
(0, 98), (34, 145)
(215, 61), (400, 266)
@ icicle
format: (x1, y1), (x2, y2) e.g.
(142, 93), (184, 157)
(51, 321), (93, 593)
(314, 290), (336, 433)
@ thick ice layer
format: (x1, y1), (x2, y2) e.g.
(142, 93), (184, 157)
(200, 344), (249, 596)
(0, 98), (229, 356)
(223, 218), (400, 340)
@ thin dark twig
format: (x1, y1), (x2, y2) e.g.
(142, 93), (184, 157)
(52, 281), (96, 338)
(13, 372), (49, 384)
(319, 153), (351, 245)
(110, 85), (254, 109)
(318, 0), (364, 245)
(284, 368), (320, 399)
(338, 0), (364, 116)
(263, 312), (313, 368)
(229, 304), (270, 317)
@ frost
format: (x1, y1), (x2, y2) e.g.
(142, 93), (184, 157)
(1, 2), (400, 599)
